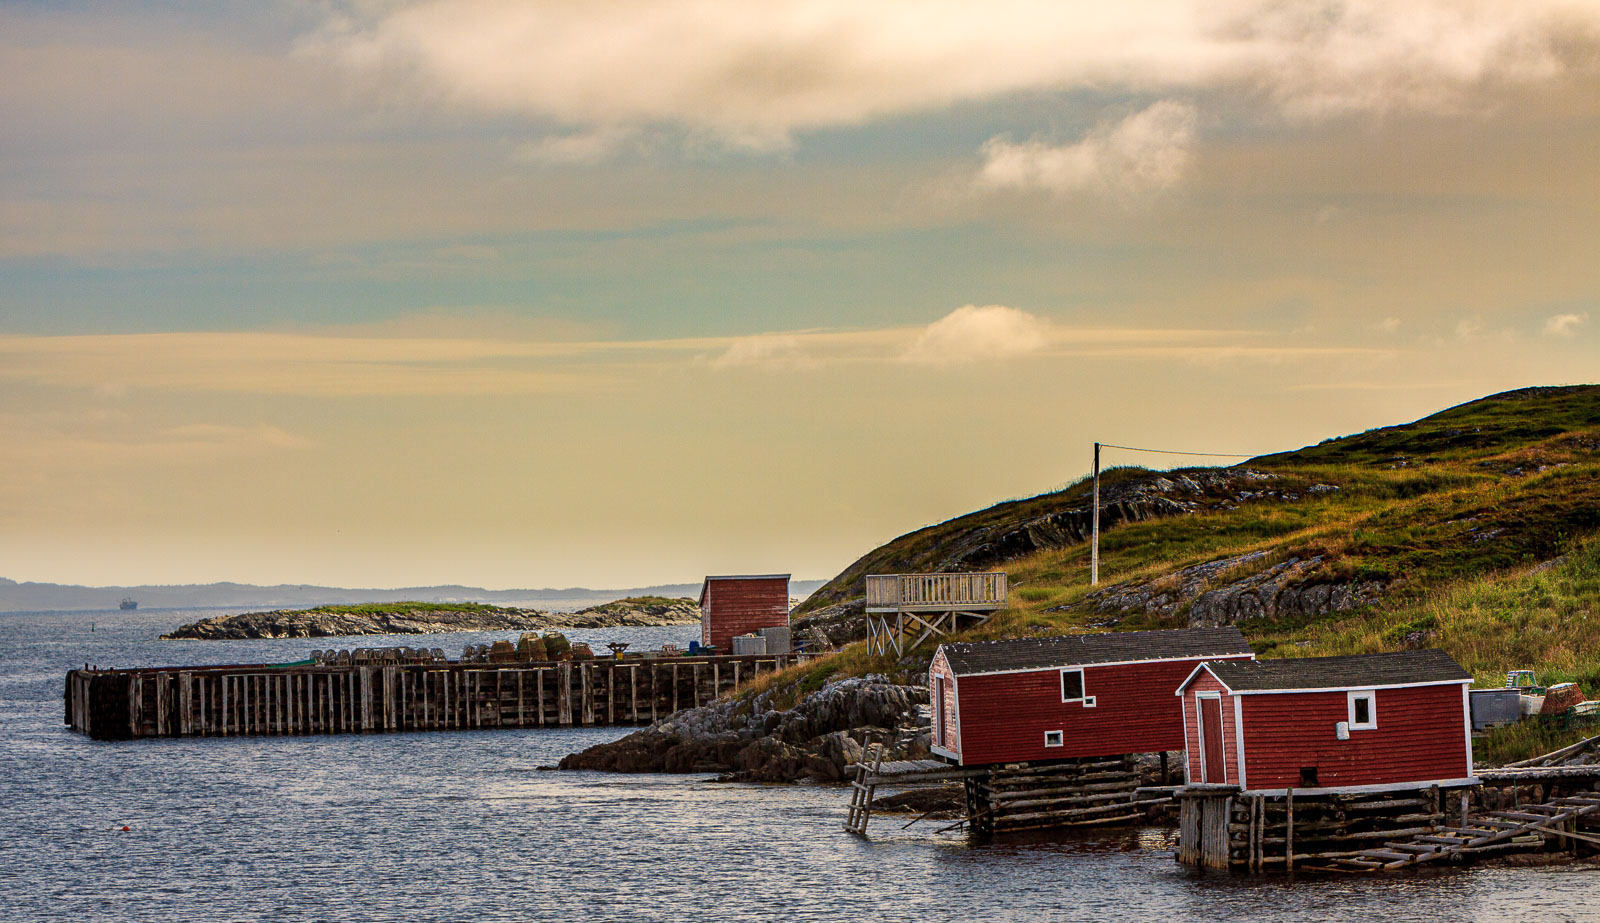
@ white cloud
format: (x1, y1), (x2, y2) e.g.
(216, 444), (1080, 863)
(977, 101), (1197, 198)
(306, 1), (1600, 149)
(902, 305), (1051, 365)
(710, 334), (813, 370)
(1376, 317), (1401, 333)
(1544, 312), (1589, 336)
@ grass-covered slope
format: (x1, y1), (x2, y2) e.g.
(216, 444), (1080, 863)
(761, 385), (1600, 762)
(782, 386), (1600, 734)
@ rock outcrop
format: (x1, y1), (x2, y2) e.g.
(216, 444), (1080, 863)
(795, 468), (1308, 638)
(161, 597), (700, 640)
(1082, 551), (1384, 628)
(558, 676), (930, 783)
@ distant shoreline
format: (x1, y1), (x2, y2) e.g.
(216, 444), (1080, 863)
(160, 598), (702, 641)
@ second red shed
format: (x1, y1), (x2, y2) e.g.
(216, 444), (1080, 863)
(1175, 649), (1476, 793)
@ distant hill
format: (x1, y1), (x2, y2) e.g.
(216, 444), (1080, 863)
(794, 385), (1600, 698)
(0, 577), (827, 613)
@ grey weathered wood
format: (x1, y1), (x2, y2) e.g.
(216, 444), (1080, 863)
(557, 663), (573, 725)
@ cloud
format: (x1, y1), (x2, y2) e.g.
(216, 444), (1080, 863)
(710, 334), (813, 370)
(902, 305), (1052, 365)
(0, 317), (1393, 397)
(305, 1), (1600, 149)
(0, 417), (314, 471)
(977, 101), (1197, 198)
(1544, 312), (1589, 336)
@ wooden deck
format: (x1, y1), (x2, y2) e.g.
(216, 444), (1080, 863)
(863, 572), (1007, 656)
(865, 573), (1008, 613)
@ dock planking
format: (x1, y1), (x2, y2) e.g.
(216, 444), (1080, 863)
(65, 653), (810, 741)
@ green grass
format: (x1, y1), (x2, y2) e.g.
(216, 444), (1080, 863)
(1473, 720), (1600, 768)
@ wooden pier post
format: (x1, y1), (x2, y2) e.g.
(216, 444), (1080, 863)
(1285, 787), (1295, 871)
(557, 663), (573, 725)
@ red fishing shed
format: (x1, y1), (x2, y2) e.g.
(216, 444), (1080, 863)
(1175, 649), (1476, 793)
(699, 574), (790, 652)
(928, 628), (1255, 766)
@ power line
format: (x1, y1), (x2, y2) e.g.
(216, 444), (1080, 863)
(1096, 442), (1257, 459)
(1090, 440), (1259, 586)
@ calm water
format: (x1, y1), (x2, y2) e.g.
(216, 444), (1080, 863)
(4, 609), (1600, 922)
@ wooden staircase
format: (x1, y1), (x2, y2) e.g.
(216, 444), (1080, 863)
(1315, 795), (1600, 871)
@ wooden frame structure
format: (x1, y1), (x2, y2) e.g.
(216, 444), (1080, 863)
(863, 572), (1007, 656)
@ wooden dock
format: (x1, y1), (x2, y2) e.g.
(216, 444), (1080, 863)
(65, 653), (810, 741)
(1313, 795), (1600, 871)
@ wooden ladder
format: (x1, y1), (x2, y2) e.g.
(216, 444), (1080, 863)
(1317, 795), (1600, 871)
(844, 743), (887, 836)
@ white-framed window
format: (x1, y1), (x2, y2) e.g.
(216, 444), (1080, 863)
(1044, 730), (1064, 748)
(1060, 668), (1095, 706)
(1348, 690), (1377, 730)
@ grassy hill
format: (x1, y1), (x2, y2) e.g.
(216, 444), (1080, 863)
(776, 385), (1600, 758)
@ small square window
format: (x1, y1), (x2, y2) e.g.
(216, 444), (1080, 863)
(1061, 668), (1086, 703)
(1044, 730), (1064, 748)
(1348, 691), (1377, 730)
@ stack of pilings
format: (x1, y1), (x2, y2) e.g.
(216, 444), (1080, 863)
(64, 653), (809, 741)
(964, 755), (1147, 835)
(1177, 785), (1459, 870)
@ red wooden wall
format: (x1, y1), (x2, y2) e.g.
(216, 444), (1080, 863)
(700, 577), (789, 650)
(1238, 683), (1470, 789)
(951, 654), (1253, 766)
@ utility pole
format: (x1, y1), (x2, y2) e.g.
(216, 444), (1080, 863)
(1091, 441), (1100, 586)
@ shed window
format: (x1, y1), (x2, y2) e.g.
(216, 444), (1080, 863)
(1061, 668), (1093, 706)
(1044, 730), (1064, 748)
(1348, 691), (1377, 730)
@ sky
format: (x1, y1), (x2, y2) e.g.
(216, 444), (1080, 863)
(2, 1), (1599, 590)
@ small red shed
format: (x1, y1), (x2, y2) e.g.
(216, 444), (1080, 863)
(699, 574), (790, 652)
(929, 628), (1255, 766)
(1175, 649), (1476, 794)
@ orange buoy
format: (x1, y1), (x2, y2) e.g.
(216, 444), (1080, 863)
(121, 825), (131, 832)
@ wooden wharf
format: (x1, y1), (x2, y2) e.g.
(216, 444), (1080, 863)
(65, 652), (811, 741)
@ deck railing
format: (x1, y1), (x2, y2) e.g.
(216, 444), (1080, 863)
(864, 572), (1008, 612)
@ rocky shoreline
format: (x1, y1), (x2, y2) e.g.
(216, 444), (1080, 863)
(161, 597), (700, 640)
(559, 676), (931, 783)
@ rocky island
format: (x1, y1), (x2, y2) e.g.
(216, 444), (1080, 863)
(161, 596), (699, 640)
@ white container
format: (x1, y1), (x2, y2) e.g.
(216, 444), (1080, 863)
(731, 634), (767, 655)
(1520, 694), (1546, 717)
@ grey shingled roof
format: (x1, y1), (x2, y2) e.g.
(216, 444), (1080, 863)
(1198, 649), (1471, 691)
(940, 627), (1252, 676)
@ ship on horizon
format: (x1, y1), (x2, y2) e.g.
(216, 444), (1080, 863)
(119, 597), (138, 610)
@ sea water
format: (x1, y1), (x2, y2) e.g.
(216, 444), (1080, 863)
(4, 608), (1599, 922)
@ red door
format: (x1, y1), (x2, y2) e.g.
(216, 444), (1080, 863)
(1199, 697), (1225, 783)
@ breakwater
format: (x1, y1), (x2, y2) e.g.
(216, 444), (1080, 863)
(65, 653), (809, 741)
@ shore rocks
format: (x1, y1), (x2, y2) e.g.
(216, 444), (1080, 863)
(161, 597), (700, 640)
(558, 676), (930, 783)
